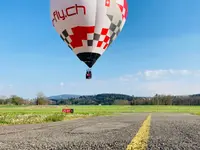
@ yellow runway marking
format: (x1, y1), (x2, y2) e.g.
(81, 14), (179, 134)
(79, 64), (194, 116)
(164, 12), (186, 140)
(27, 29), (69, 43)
(126, 114), (152, 150)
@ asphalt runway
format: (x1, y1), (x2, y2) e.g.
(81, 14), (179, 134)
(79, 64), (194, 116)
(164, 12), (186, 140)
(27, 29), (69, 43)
(0, 113), (200, 150)
(148, 113), (200, 150)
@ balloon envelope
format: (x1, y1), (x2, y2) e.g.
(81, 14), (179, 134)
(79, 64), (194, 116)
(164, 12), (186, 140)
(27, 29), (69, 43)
(50, 0), (128, 68)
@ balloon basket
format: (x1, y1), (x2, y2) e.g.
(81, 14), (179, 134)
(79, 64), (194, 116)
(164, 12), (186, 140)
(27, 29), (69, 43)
(86, 69), (92, 79)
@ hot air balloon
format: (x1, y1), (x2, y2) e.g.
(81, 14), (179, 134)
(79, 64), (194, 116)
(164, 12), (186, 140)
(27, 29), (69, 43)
(50, 0), (128, 79)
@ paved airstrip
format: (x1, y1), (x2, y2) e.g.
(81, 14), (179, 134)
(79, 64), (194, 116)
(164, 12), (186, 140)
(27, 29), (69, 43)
(0, 113), (200, 150)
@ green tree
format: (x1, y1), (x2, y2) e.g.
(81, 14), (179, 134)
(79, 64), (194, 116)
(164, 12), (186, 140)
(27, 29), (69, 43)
(10, 95), (25, 105)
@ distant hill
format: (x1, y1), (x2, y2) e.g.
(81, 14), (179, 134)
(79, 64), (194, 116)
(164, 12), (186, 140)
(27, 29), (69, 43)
(48, 93), (133, 100)
(190, 93), (200, 97)
(48, 93), (134, 105)
(48, 94), (80, 100)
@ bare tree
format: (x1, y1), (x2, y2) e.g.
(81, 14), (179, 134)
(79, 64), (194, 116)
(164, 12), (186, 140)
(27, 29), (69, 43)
(35, 92), (50, 105)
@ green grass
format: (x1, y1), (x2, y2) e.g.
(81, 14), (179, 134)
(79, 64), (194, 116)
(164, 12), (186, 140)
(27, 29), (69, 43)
(0, 105), (200, 125)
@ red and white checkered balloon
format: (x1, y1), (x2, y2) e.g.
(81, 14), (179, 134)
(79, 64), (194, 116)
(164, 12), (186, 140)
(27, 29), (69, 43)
(50, 0), (128, 68)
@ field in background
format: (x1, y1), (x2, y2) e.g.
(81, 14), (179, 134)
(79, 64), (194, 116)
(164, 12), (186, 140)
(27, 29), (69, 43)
(0, 105), (200, 125)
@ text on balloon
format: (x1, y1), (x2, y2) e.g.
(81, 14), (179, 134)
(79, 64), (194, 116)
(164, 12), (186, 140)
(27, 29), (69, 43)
(52, 4), (86, 26)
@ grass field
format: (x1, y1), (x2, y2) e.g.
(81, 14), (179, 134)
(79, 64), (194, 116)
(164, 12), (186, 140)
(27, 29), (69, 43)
(0, 105), (200, 125)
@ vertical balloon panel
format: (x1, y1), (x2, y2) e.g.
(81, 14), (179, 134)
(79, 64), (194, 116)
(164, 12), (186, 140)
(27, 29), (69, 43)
(116, 0), (128, 30)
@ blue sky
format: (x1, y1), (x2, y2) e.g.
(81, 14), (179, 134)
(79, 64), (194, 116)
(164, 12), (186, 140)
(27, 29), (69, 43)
(1, 0), (200, 98)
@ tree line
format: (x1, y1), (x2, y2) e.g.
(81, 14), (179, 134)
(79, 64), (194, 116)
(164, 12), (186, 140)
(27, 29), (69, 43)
(0, 92), (54, 105)
(1, 93), (200, 105)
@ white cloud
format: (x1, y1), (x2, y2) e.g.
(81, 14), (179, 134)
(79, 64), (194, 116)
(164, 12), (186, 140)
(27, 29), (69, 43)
(63, 69), (200, 97)
(5, 69), (200, 98)
(8, 84), (13, 89)
(136, 69), (200, 80)
(140, 80), (200, 96)
(117, 69), (200, 96)
(60, 82), (64, 87)
(119, 74), (137, 82)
